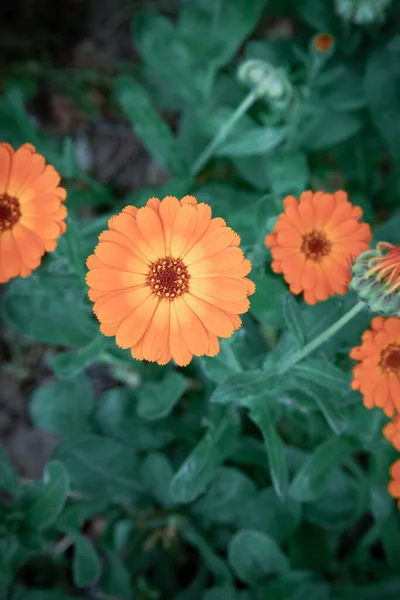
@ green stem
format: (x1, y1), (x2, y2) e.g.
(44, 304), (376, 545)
(278, 299), (365, 375)
(191, 88), (259, 176)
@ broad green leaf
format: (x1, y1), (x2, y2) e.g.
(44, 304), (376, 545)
(96, 388), (175, 451)
(115, 75), (188, 176)
(101, 550), (133, 600)
(291, 359), (351, 394)
(364, 43), (400, 164)
(371, 488), (400, 570)
(210, 370), (278, 406)
(300, 109), (364, 151)
(193, 467), (256, 524)
(283, 292), (306, 347)
(228, 530), (289, 584)
(289, 437), (354, 502)
(250, 274), (287, 327)
(72, 534), (101, 588)
(50, 335), (106, 378)
(247, 398), (289, 499)
(137, 371), (188, 421)
(54, 434), (143, 505)
(27, 461), (69, 529)
(183, 525), (232, 584)
(238, 487), (301, 543)
(0, 442), (18, 494)
(199, 338), (243, 385)
(216, 127), (287, 157)
(30, 374), (94, 438)
(202, 588), (238, 600)
(266, 151), (309, 197)
(169, 407), (240, 503)
(141, 453), (175, 508)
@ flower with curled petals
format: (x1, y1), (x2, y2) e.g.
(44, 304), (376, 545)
(350, 317), (400, 417)
(86, 195), (255, 367)
(265, 190), (372, 305)
(0, 142), (67, 283)
(388, 459), (400, 508)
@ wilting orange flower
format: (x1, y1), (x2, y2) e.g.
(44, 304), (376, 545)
(314, 33), (334, 53)
(86, 195), (255, 367)
(366, 242), (400, 294)
(388, 459), (400, 508)
(0, 142), (67, 283)
(383, 415), (400, 450)
(350, 317), (400, 417)
(265, 191), (372, 305)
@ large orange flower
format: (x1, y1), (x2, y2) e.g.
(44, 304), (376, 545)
(265, 191), (372, 305)
(388, 459), (400, 508)
(350, 317), (400, 417)
(86, 195), (255, 366)
(0, 142), (67, 283)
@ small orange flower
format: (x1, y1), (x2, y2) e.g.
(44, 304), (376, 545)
(265, 191), (372, 305)
(383, 415), (400, 450)
(86, 195), (255, 367)
(388, 459), (400, 508)
(0, 142), (67, 283)
(314, 33), (334, 53)
(366, 242), (400, 294)
(350, 317), (400, 417)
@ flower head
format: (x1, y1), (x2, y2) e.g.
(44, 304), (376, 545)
(350, 317), (400, 417)
(388, 458), (400, 508)
(313, 33), (334, 53)
(383, 415), (400, 451)
(86, 195), (255, 366)
(265, 191), (372, 305)
(0, 143), (67, 283)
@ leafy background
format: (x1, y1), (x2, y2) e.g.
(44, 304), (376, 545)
(1, 0), (400, 598)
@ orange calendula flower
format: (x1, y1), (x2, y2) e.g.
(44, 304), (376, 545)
(367, 242), (400, 294)
(314, 33), (334, 53)
(86, 195), (255, 367)
(0, 142), (67, 283)
(265, 190), (372, 305)
(350, 317), (400, 417)
(388, 459), (400, 508)
(383, 415), (400, 451)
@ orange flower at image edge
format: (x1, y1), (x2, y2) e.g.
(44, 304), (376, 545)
(86, 195), (255, 366)
(388, 459), (400, 508)
(0, 143), (67, 283)
(350, 317), (400, 417)
(265, 190), (372, 305)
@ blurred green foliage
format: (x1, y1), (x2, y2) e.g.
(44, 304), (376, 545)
(2, 0), (400, 598)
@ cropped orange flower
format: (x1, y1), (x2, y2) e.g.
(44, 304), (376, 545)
(350, 317), (400, 417)
(388, 459), (400, 508)
(367, 242), (400, 294)
(265, 190), (372, 305)
(0, 142), (67, 283)
(314, 33), (334, 53)
(86, 195), (255, 367)
(383, 415), (400, 451)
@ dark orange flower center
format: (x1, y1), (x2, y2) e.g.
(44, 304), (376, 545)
(301, 230), (332, 262)
(0, 194), (21, 231)
(380, 344), (400, 374)
(147, 257), (189, 299)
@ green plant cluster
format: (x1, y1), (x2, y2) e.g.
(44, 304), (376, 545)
(1, 0), (400, 598)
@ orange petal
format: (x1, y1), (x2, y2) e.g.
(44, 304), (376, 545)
(12, 223), (45, 266)
(189, 277), (248, 301)
(171, 204), (198, 259)
(95, 241), (148, 274)
(184, 293), (234, 337)
(180, 195), (197, 205)
(141, 299), (170, 362)
(0, 230), (21, 283)
(87, 268), (146, 292)
(189, 246), (244, 276)
(159, 196), (180, 255)
(184, 227), (235, 266)
(136, 206), (166, 259)
(169, 301), (193, 366)
(0, 144), (12, 194)
(176, 296), (209, 356)
(115, 293), (158, 348)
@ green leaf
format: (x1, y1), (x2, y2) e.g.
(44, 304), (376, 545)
(50, 336), (106, 379)
(27, 461), (69, 529)
(289, 437), (354, 502)
(193, 467), (256, 524)
(266, 151), (309, 197)
(247, 398), (289, 499)
(53, 434), (143, 505)
(114, 75), (188, 176)
(30, 374), (94, 438)
(283, 292), (306, 347)
(303, 387), (348, 436)
(210, 370), (278, 406)
(238, 487), (301, 543)
(250, 274), (287, 327)
(183, 525), (232, 584)
(169, 407), (240, 504)
(102, 550), (133, 600)
(291, 359), (351, 395)
(364, 43), (400, 164)
(228, 530), (289, 584)
(371, 488), (400, 570)
(141, 453), (175, 508)
(199, 338), (243, 385)
(300, 109), (364, 151)
(0, 442), (18, 494)
(216, 127), (287, 157)
(72, 534), (101, 588)
(137, 371), (188, 421)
